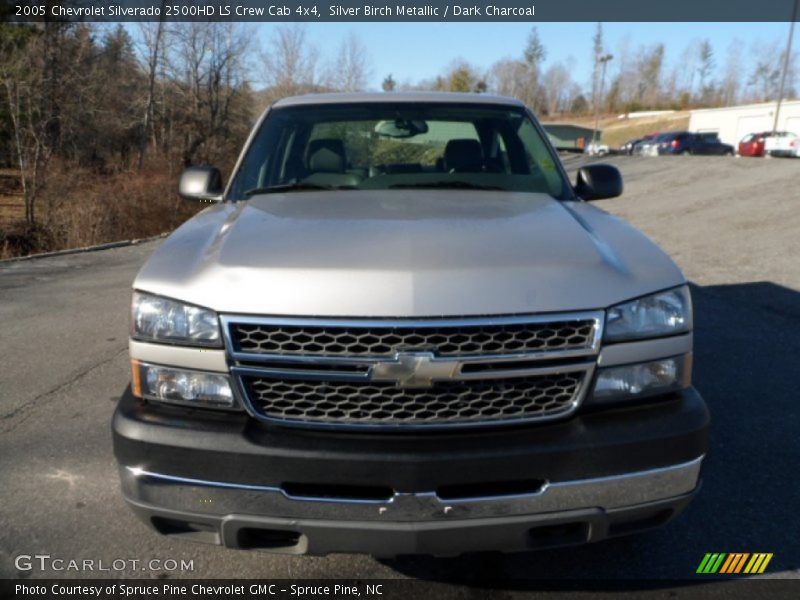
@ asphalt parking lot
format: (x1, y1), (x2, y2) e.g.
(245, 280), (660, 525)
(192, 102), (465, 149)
(1, 156), (799, 590)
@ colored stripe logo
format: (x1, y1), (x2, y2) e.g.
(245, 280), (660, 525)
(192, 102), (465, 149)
(696, 553), (773, 574)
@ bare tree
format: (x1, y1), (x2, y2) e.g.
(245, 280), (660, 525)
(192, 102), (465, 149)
(745, 39), (799, 103)
(137, 15), (166, 170)
(486, 29), (547, 110)
(674, 40), (701, 101)
(542, 62), (574, 115)
(488, 58), (537, 107)
(1, 49), (49, 224)
(168, 23), (253, 165)
(696, 40), (716, 104)
(326, 32), (372, 92)
(259, 25), (319, 100)
(607, 37), (642, 112)
(720, 39), (744, 106)
(748, 40), (783, 101)
(0, 23), (79, 225)
(635, 44), (665, 108)
(74, 25), (142, 170)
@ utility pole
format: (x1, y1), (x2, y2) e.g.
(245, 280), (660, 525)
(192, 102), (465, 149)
(772, 0), (798, 136)
(591, 53), (613, 153)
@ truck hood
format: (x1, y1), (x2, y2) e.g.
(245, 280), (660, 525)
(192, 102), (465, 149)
(135, 190), (685, 316)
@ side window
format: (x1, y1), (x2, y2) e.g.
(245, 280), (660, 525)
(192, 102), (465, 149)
(229, 117), (305, 196)
(272, 127), (298, 184)
(498, 136), (509, 167)
(484, 130), (510, 173)
(229, 123), (280, 195)
(260, 123), (306, 187)
(516, 119), (565, 196)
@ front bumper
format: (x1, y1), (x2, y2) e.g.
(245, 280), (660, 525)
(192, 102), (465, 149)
(768, 150), (799, 158)
(113, 386), (709, 556)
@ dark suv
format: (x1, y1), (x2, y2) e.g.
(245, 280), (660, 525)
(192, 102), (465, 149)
(656, 132), (734, 156)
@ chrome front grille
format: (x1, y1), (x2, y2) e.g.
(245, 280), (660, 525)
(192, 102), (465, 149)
(229, 317), (598, 358)
(242, 372), (588, 428)
(222, 313), (603, 430)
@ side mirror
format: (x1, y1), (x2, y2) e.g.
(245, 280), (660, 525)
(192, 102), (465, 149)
(574, 164), (623, 201)
(178, 166), (224, 202)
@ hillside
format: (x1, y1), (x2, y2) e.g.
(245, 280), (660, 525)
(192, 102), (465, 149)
(543, 112), (692, 149)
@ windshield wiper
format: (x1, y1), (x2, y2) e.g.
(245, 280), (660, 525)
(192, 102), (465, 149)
(388, 181), (505, 191)
(243, 182), (347, 196)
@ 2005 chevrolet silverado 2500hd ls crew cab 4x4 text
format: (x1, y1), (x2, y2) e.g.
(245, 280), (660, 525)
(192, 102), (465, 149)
(113, 93), (709, 557)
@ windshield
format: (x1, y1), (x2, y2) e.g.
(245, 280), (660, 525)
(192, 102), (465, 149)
(227, 103), (569, 200)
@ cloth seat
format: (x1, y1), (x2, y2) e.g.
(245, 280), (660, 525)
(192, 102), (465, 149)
(444, 139), (484, 173)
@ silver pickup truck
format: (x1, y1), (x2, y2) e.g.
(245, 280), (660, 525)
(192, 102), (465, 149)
(113, 92), (709, 557)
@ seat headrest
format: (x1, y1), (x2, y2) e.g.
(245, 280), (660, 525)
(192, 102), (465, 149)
(444, 139), (484, 173)
(307, 139), (346, 173)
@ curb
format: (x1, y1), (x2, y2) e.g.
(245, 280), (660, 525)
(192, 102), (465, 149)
(0, 233), (168, 264)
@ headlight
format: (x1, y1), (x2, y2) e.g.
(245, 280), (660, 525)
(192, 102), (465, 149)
(131, 291), (221, 346)
(131, 361), (236, 409)
(588, 355), (691, 405)
(605, 286), (692, 342)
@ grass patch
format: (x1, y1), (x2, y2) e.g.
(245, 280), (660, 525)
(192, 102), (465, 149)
(601, 115), (691, 148)
(0, 164), (202, 260)
(543, 113), (692, 149)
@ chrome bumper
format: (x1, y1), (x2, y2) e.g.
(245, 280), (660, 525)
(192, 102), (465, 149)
(121, 456), (703, 522)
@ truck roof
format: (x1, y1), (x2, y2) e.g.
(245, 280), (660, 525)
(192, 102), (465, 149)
(272, 92), (525, 108)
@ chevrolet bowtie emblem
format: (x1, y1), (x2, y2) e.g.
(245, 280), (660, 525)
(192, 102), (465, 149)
(369, 352), (460, 388)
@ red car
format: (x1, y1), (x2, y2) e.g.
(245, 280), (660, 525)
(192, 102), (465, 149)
(738, 131), (781, 157)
